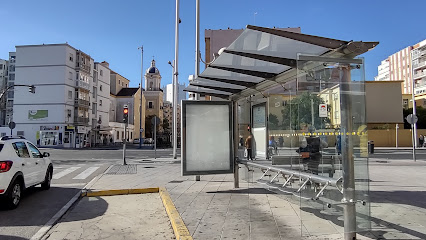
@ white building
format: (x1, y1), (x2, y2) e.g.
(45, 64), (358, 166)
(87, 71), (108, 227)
(6, 52), (16, 125)
(375, 46), (413, 94)
(412, 39), (426, 106)
(374, 59), (390, 81)
(0, 58), (8, 126)
(12, 43), (110, 148)
(164, 82), (186, 104)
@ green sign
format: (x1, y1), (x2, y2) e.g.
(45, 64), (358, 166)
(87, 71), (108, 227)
(28, 110), (48, 120)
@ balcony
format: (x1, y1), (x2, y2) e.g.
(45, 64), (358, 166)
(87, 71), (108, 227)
(413, 71), (426, 80)
(413, 60), (426, 70)
(413, 49), (426, 59)
(74, 117), (89, 124)
(74, 99), (90, 108)
(76, 80), (90, 90)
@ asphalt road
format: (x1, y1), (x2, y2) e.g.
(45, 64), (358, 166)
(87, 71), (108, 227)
(0, 147), (179, 240)
(0, 147), (420, 240)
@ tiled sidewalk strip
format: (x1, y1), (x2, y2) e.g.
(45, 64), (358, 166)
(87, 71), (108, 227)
(80, 187), (193, 240)
(160, 187), (193, 240)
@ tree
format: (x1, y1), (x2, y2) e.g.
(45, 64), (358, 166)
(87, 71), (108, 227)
(403, 107), (426, 129)
(268, 113), (280, 130)
(281, 92), (330, 130)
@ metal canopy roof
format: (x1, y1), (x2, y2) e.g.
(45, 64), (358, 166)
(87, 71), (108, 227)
(185, 25), (378, 99)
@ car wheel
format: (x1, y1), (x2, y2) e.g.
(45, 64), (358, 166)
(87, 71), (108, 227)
(41, 169), (52, 190)
(6, 180), (22, 209)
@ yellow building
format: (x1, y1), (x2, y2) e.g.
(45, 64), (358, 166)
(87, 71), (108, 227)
(109, 70), (145, 142)
(143, 59), (164, 137)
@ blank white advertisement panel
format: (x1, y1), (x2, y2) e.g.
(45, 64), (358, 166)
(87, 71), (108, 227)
(182, 101), (233, 175)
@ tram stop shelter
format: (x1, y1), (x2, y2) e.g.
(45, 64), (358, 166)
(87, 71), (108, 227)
(181, 25), (378, 240)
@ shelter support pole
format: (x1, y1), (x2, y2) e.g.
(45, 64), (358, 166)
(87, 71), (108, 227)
(341, 65), (357, 240)
(233, 100), (239, 188)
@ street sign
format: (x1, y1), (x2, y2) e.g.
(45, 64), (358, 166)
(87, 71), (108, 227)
(140, 128), (144, 132)
(8, 121), (16, 130)
(151, 116), (161, 125)
(406, 114), (418, 125)
(319, 104), (327, 117)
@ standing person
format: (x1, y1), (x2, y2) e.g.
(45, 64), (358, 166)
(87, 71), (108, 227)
(419, 134), (424, 147)
(245, 134), (253, 161)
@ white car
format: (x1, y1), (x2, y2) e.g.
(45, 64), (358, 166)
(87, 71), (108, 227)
(0, 136), (53, 209)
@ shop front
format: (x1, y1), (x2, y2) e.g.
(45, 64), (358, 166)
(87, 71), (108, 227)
(37, 125), (63, 147)
(64, 126), (75, 148)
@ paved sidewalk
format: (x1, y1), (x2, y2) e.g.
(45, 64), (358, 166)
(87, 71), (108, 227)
(44, 157), (426, 240)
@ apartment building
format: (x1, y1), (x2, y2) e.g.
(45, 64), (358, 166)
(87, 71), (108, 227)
(374, 59), (390, 81)
(6, 52), (16, 125)
(0, 58), (8, 125)
(11, 43), (111, 148)
(412, 39), (426, 107)
(163, 82), (186, 105)
(375, 46), (413, 94)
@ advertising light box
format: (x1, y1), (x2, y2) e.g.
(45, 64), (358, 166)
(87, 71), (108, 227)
(182, 101), (233, 176)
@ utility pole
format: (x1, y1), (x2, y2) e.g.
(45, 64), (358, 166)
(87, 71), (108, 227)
(194, 0), (201, 182)
(138, 46), (144, 149)
(173, 0), (180, 159)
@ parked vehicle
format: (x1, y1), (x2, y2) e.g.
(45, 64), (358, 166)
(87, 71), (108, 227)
(132, 139), (140, 144)
(0, 136), (53, 209)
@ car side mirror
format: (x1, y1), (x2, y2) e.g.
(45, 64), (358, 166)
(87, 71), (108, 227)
(43, 152), (50, 157)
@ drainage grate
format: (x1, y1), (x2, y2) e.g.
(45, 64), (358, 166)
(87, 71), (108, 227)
(105, 164), (137, 175)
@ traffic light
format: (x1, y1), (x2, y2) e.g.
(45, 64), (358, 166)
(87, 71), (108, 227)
(28, 85), (35, 94)
(123, 105), (129, 123)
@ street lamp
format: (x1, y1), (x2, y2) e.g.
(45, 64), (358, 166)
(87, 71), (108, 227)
(168, 60), (177, 159)
(138, 45), (144, 148)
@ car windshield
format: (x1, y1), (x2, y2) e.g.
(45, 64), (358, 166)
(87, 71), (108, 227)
(0, 143), (3, 152)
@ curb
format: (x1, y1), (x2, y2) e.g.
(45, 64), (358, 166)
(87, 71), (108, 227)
(159, 187), (193, 240)
(81, 187), (159, 197)
(78, 187), (192, 240)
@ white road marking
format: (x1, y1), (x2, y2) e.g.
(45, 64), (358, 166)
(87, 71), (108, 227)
(52, 167), (80, 179)
(72, 167), (100, 180)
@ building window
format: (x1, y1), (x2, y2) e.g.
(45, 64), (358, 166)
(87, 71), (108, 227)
(69, 71), (73, 80)
(117, 131), (120, 140)
(148, 101), (153, 109)
(69, 53), (73, 62)
(99, 99), (102, 106)
(9, 74), (15, 80)
(122, 131), (124, 139)
(100, 70), (103, 76)
(126, 84), (128, 87)
(67, 109), (72, 118)
(130, 132), (132, 139)
(100, 85), (103, 91)
(68, 90), (72, 99)
(119, 80), (121, 85)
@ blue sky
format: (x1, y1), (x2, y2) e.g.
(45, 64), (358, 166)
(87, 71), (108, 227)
(1, 0), (425, 88)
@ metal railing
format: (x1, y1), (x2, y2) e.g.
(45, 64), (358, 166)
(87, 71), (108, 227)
(238, 159), (343, 200)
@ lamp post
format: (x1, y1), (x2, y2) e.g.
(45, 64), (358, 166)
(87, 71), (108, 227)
(138, 46), (144, 148)
(173, 0), (180, 159)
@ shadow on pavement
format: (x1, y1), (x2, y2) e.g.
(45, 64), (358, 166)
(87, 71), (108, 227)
(0, 235), (30, 240)
(0, 186), (92, 227)
(56, 196), (108, 223)
(370, 190), (426, 209)
(206, 187), (276, 195)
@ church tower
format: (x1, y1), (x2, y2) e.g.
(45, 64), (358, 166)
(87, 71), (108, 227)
(143, 58), (164, 137)
(145, 59), (161, 91)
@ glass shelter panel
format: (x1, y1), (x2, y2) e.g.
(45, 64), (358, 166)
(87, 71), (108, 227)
(296, 55), (370, 237)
